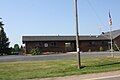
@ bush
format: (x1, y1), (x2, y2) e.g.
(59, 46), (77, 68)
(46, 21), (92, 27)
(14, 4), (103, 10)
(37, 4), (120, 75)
(99, 46), (104, 51)
(112, 44), (119, 51)
(30, 47), (42, 55)
(88, 49), (91, 52)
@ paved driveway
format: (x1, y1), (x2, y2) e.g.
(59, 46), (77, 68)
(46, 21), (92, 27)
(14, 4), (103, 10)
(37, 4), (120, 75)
(0, 52), (120, 62)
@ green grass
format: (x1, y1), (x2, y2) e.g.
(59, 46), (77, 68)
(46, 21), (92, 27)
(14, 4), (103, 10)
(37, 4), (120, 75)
(0, 57), (120, 80)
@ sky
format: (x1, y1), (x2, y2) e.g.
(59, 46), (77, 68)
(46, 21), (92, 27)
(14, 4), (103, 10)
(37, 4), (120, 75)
(0, 0), (120, 47)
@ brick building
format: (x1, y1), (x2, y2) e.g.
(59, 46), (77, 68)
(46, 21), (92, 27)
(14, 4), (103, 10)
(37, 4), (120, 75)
(22, 29), (120, 54)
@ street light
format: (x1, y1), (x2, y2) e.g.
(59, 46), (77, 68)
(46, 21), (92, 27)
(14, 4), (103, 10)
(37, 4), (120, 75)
(74, 0), (81, 69)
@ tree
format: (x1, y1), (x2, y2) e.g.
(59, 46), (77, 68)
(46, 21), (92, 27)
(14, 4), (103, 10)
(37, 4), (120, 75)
(0, 21), (11, 55)
(20, 45), (25, 54)
(99, 46), (104, 51)
(13, 44), (20, 55)
(30, 47), (42, 55)
(14, 44), (20, 52)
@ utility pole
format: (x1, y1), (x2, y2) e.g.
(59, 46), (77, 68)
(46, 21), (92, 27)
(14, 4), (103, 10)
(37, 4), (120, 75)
(74, 0), (81, 69)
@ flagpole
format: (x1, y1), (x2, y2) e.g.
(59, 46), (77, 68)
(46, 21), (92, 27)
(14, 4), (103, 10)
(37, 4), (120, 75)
(109, 11), (113, 57)
(110, 26), (113, 57)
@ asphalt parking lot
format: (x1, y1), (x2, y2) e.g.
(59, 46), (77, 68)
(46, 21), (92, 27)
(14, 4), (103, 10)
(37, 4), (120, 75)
(0, 52), (120, 62)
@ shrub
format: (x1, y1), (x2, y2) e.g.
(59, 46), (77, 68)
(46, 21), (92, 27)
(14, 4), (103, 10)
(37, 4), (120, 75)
(99, 46), (104, 51)
(30, 47), (42, 55)
(88, 49), (91, 52)
(112, 44), (119, 51)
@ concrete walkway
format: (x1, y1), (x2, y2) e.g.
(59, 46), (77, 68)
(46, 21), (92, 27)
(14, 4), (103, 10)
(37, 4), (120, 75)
(32, 70), (120, 80)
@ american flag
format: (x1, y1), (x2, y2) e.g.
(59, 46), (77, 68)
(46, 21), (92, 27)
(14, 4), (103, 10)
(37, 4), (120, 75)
(109, 11), (112, 27)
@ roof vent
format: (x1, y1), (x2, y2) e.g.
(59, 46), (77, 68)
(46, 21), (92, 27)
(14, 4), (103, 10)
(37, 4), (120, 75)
(96, 35), (99, 38)
(102, 32), (105, 34)
(90, 34), (91, 37)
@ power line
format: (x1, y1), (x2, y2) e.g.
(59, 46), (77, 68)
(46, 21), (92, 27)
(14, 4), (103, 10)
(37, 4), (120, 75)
(87, 0), (106, 33)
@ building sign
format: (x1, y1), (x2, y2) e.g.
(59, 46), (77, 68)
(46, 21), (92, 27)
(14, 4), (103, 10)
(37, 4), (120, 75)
(44, 43), (48, 47)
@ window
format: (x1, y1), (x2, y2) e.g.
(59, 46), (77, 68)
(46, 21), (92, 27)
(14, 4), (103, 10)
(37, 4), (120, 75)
(65, 42), (71, 47)
(50, 42), (57, 47)
(33, 42), (43, 47)
(39, 42), (43, 47)
(102, 41), (108, 46)
(71, 42), (75, 47)
(89, 41), (95, 45)
(34, 42), (39, 47)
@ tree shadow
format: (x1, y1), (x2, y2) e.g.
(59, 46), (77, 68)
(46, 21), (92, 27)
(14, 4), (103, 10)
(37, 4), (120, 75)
(93, 62), (120, 67)
(81, 62), (120, 69)
(80, 66), (86, 69)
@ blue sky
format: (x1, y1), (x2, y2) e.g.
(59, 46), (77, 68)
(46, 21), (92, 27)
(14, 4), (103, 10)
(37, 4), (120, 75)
(0, 0), (120, 47)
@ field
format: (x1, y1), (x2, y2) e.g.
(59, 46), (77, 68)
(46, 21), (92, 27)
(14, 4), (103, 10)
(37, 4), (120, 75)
(0, 57), (120, 80)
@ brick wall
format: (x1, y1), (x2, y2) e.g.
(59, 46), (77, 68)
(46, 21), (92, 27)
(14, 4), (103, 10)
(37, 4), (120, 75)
(24, 40), (110, 54)
(114, 35), (120, 48)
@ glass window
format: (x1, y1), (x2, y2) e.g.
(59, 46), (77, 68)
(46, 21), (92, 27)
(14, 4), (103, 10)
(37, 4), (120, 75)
(89, 41), (95, 45)
(34, 42), (39, 47)
(50, 42), (56, 47)
(39, 42), (43, 47)
(65, 42), (71, 47)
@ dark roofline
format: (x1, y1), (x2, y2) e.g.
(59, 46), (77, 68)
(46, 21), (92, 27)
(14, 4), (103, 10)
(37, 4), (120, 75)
(101, 29), (120, 39)
(22, 29), (120, 42)
(22, 35), (109, 42)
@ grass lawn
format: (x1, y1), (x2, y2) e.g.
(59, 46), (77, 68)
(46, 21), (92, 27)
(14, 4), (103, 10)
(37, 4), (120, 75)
(0, 57), (120, 80)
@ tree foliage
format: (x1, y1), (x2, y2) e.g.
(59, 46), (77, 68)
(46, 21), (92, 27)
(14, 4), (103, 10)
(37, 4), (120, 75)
(14, 44), (20, 52)
(20, 45), (25, 54)
(30, 47), (42, 55)
(12, 44), (25, 55)
(0, 21), (11, 55)
(11, 44), (20, 55)
(99, 46), (104, 51)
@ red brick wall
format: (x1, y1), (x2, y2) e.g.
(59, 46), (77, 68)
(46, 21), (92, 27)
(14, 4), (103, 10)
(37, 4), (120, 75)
(25, 41), (76, 54)
(114, 35), (120, 48)
(24, 40), (110, 53)
(80, 40), (109, 52)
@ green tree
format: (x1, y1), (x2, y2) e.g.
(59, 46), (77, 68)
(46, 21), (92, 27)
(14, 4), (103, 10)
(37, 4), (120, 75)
(112, 44), (118, 51)
(99, 46), (104, 51)
(20, 45), (25, 55)
(13, 44), (20, 54)
(0, 21), (11, 55)
(30, 47), (41, 55)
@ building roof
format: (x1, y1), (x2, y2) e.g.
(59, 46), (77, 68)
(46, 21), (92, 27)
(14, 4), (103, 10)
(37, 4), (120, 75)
(22, 29), (120, 42)
(22, 35), (109, 42)
(100, 29), (120, 39)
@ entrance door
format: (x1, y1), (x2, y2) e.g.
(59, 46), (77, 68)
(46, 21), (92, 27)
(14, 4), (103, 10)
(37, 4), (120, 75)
(65, 42), (76, 52)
